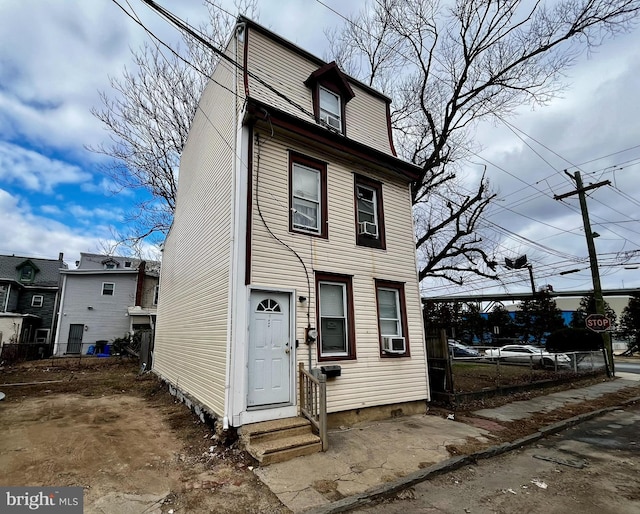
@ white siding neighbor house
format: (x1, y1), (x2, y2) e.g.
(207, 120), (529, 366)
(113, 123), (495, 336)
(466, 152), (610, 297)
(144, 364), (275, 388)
(54, 253), (159, 355)
(153, 18), (429, 446)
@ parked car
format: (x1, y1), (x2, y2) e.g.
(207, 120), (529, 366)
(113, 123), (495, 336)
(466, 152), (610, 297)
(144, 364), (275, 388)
(484, 344), (570, 367)
(448, 339), (481, 358)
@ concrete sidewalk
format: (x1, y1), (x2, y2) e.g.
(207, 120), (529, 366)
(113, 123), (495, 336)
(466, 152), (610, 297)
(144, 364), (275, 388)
(255, 374), (640, 513)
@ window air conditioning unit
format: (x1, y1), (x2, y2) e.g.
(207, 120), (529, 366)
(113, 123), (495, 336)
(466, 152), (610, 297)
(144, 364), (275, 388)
(321, 113), (341, 130)
(358, 221), (378, 237)
(382, 336), (406, 354)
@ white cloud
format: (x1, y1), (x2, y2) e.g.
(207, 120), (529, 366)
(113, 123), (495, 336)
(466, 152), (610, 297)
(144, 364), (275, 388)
(68, 204), (124, 223)
(0, 189), (106, 266)
(0, 141), (92, 193)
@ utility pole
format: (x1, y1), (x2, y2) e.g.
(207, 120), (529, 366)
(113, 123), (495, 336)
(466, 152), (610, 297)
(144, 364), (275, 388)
(554, 171), (613, 376)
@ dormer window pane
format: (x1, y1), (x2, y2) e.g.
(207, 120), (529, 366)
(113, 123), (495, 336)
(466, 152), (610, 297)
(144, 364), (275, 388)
(319, 87), (341, 130)
(20, 267), (34, 282)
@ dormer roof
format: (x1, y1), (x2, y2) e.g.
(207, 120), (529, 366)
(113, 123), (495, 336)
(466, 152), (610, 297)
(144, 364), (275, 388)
(304, 62), (355, 102)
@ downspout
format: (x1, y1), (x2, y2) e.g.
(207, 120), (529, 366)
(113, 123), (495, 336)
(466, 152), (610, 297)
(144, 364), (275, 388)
(52, 274), (67, 356)
(223, 22), (245, 431)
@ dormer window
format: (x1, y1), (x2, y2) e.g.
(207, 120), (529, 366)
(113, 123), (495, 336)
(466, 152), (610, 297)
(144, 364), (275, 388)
(20, 266), (35, 282)
(17, 260), (39, 283)
(319, 87), (341, 131)
(305, 62), (354, 136)
(102, 258), (119, 269)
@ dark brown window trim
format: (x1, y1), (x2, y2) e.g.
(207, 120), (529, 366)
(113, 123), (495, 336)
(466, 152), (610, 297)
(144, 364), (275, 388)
(354, 174), (386, 250)
(385, 101), (397, 157)
(246, 100), (422, 182)
(310, 83), (347, 136)
(375, 279), (411, 358)
(245, 126), (254, 285)
(316, 271), (356, 362)
(289, 151), (329, 239)
(305, 62), (355, 137)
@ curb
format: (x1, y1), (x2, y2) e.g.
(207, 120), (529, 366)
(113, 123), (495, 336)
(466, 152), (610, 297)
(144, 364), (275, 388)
(305, 395), (640, 514)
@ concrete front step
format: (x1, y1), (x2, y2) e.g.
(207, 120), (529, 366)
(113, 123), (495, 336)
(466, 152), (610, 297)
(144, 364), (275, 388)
(241, 417), (322, 465)
(248, 432), (322, 465)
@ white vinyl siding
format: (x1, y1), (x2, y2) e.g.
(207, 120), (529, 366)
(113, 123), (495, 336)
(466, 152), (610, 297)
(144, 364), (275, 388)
(56, 273), (137, 354)
(245, 28), (395, 155)
(153, 43), (241, 418)
(250, 135), (429, 413)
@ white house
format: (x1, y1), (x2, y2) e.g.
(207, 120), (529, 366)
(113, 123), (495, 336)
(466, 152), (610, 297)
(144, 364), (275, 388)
(54, 253), (159, 355)
(153, 18), (430, 444)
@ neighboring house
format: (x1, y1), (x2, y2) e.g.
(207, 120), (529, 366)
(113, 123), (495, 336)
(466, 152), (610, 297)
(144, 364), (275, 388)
(53, 253), (159, 355)
(0, 253), (66, 352)
(153, 18), (429, 433)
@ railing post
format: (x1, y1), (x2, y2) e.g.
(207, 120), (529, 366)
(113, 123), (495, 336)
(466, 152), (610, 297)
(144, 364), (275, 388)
(318, 372), (327, 451)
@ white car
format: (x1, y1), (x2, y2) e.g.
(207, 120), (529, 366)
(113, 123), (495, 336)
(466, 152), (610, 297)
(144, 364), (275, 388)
(484, 344), (570, 367)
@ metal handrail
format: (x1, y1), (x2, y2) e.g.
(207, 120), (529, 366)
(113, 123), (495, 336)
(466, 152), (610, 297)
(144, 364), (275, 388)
(298, 362), (328, 451)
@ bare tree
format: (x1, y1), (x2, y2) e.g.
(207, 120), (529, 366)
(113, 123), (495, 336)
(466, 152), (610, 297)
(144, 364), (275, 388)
(89, 0), (257, 250)
(326, 0), (640, 285)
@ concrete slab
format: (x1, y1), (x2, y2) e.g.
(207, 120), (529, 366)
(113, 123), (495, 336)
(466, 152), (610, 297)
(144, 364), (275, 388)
(255, 413), (490, 513)
(473, 378), (638, 422)
(254, 377), (640, 513)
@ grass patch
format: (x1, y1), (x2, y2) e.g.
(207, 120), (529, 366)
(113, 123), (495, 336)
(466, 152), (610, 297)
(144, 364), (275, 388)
(452, 361), (561, 393)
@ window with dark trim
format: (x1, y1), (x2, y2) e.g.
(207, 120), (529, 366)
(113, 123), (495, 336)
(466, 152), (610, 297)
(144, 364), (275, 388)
(289, 152), (328, 238)
(304, 62), (355, 136)
(355, 174), (386, 249)
(31, 295), (44, 307)
(319, 86), (342, 131)
(153, 285), (159, 305)
(316, 272), (356, 360)
(375, 279), (410, 357)
(102, 282), (115, 296)
(20, 266), (34, 282)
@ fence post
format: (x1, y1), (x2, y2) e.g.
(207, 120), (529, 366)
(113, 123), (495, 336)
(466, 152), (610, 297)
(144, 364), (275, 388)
(319, 372), (327, 451)
(573, 353), (578, 374)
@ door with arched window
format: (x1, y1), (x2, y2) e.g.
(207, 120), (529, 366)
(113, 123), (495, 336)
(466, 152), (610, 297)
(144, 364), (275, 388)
(248, 291), (291, 407)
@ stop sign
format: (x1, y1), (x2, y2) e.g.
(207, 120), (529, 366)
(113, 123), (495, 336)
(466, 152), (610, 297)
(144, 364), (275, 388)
(585, 313), (611, 332)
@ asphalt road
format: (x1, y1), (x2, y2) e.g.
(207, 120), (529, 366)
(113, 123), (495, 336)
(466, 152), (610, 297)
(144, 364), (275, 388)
(615, 361), (640, 374)
(356, 404), (640, 514)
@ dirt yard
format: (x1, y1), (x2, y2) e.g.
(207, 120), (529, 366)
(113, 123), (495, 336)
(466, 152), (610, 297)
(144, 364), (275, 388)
(0, 357), (637, 513)
(0, 358), (288, 514)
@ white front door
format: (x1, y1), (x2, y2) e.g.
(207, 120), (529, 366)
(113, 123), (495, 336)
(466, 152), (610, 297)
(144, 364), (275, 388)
(248, 291), (292, 407)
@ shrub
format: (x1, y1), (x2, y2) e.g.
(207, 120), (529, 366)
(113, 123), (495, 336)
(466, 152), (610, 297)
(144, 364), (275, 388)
(546, 328), (603, 352)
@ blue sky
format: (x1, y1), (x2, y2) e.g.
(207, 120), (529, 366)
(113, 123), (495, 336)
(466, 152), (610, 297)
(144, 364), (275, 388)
(0, 0), (639, 296)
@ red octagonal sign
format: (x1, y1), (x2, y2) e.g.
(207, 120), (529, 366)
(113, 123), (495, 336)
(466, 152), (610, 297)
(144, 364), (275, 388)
(585, 313), (611, 332)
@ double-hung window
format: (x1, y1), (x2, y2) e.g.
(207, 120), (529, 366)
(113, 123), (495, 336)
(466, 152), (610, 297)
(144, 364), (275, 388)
(354, 175), (385, 249)
(319, 87), (342, 131)
(102, 282), (115, 296)
(31, 295), (44, 307)
(375, 280), (410, 357)
(316, 272), (355, 360)
(289, 153), (328, 238)
(378, 288), (401, 337)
